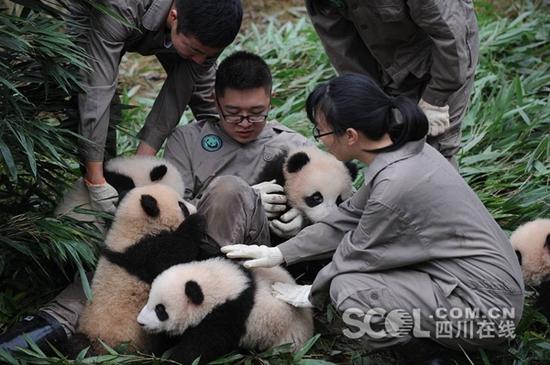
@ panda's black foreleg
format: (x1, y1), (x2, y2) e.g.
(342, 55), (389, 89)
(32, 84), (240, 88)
(168, 324), (241, 365)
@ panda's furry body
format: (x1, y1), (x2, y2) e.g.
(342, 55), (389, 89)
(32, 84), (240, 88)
(138, 257), (314, 365)
(70, 184), (202, 355)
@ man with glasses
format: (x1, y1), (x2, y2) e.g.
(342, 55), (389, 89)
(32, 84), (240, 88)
(164, 51), (314, 248)
(71, 0), (243, 215)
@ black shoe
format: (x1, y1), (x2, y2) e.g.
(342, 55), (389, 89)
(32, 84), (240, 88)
(0, 311), (68, 355)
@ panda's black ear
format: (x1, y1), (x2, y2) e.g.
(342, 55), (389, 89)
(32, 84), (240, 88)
(185, 280), (204, 305)
(104, 170), (135, 194)
(141, 194), (160, 217)
(545, 234), (550, 250)
(286, 152), (310, 173)
(515, 250), (522, 265)
(344, 161), (359, 181)
(150, 165), (168, 182)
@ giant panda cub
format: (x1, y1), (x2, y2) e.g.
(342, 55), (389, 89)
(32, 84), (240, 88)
(510, 218), (550, 320)
(55, 156), (184, 221)
(255, 147), (358, 282)
(71, 184), (205, 355)
(137, 257), (314, 365)
(255, 146), (358, 223)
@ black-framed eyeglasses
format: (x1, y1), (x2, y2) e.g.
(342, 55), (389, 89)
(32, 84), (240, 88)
(312, 126), (336, 142)
(221, 113), (269, 124)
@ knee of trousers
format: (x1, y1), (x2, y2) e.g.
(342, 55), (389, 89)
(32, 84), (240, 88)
(201, 176), (256, 207)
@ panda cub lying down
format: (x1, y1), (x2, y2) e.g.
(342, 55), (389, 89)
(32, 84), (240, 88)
(138, 257), (314, 365)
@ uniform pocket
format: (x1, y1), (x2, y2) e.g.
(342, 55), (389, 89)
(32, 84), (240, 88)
(369, 0), (406, 22)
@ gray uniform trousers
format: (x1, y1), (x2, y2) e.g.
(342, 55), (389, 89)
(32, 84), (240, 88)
(306, 0), (480, 165)
(42, 176), (269, 336)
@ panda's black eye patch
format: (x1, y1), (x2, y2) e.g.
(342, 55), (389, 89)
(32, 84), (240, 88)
(185, 280), (204, 305)
(305, 192), (324, 207)
(150, 165), (168, 181)
(515, 250), (522, 265)
(155, 304), (169, 321)
(336, 195), (343, 206)
(179, 201), (190, 218)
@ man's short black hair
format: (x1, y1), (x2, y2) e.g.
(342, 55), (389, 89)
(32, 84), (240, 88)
(215, 51), (272, 97)
(175, 0), (242, 49)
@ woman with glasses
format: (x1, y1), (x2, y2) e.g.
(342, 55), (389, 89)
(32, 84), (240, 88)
(223, 73), (524, 363)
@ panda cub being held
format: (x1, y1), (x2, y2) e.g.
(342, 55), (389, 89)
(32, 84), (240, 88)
(511, 218), (550, 320)
(256, 146), (358, 223)
(138, 258), (314, 365)
(70, 184), (204, 355)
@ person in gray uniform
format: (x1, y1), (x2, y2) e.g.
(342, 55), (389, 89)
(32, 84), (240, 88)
(72, 0), (243, 215)
(305, 0), (479, 167)
(223, 74), (524, 363)
(0, 51), (311, 354)
(163, 50), (313, 248)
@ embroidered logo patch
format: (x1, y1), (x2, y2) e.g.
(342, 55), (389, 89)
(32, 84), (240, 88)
(201, 134), (223, 152)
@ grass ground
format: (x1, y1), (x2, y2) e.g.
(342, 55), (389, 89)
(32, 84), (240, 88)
(1, 0), (549, 364)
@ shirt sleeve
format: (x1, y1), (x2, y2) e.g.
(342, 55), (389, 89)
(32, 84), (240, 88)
(310, 199), (428, 306)
(163, 127), (195, 200)
(139, 58), (217, 151)
(277, 186), (367, 265)
(77, 12), (130, 162)
(408, 0), (476, 106)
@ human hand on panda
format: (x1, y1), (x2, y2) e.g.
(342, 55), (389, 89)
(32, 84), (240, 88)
(251, 180), (287, 219)
(221, 244), (284, 268)
(271, 282), (314, 308)
(269, 208), (305, 238)
(85, 178), (118, 215)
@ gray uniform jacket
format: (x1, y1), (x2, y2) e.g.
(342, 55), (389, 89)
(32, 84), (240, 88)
(306, 0), (479, 106)
(164, 120), (313, 201)
(278, 140), (524, 313)
(73, 0), (217, 161)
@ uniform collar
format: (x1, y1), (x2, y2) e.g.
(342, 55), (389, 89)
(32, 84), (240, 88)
(142, 0), (173, 31)
(363, 139), (426, 185)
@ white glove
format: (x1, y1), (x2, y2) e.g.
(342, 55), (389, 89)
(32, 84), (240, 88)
(269, 208), (304, 238)
(252, 180), (287, 219)
(85, 180), (118, 215)
(271, 282), (314, 308)
(418, 98), (450, 137)
(221, 244), (284, 269)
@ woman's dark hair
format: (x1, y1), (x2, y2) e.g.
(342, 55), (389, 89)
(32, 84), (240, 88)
(175, 0), (242, 49)
(215, 51), (272, 97)
(306, 73), (428, 153)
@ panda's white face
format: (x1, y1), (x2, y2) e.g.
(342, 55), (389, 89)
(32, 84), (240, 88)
(284, 148), (355, 222)
(105, 184), (197, 252)
(510, 218), (550, 286)
(105, 156), (185, 196)
(137, 258), (251, 336)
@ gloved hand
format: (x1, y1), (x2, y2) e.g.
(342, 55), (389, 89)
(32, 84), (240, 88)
(85, 180), (118, 215)
(269, 208), (305, 238)
(221, 244), (284, 269)
(418, 98), (450, 137)
(271, 282), (314, 308)
(252, 180), (287, 219)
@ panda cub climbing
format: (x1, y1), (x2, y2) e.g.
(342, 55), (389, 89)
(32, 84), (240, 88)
(510, 218), (550, 320)
(138, 258), (314, 365)
(71, 184), (204, 355)
(256, 146), (358, 223)
(55, 156), (184, 221)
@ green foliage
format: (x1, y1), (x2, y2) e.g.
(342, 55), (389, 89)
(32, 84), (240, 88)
(0, 0), (106, 327)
